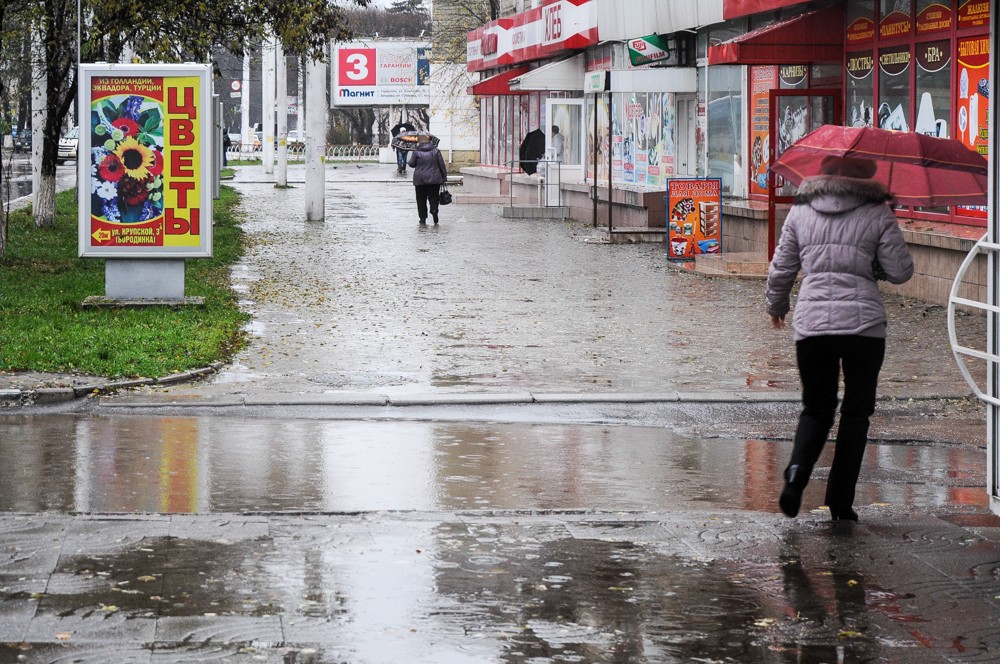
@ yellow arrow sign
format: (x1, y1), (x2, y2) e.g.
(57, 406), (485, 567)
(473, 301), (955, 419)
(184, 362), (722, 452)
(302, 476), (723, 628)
(92, 229), (112, 242)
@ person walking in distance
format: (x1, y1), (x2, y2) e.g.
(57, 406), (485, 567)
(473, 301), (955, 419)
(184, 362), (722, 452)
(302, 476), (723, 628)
(408, 141), (448, 225)
(766, 156), (913, 522)
(391, 118), (416, 175)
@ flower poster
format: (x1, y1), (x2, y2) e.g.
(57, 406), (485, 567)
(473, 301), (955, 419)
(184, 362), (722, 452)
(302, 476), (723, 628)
(79, 64), (212, 258)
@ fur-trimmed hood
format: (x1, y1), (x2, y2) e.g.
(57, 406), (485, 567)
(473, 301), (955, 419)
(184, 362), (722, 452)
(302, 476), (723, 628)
(795, 175), (891, 215)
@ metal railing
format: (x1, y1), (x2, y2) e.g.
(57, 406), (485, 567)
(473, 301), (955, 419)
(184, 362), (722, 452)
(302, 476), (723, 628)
(948, 232), (998, 405)
(506, 158), (563, 209)
(228, 144), (380, 161)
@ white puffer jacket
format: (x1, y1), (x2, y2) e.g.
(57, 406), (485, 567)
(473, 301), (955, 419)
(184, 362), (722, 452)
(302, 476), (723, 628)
(766, 175), (914, 341)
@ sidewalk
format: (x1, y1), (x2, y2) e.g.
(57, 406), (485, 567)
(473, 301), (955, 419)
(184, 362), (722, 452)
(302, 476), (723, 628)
(2, 507), (999, 662)
(2, 162), (1000, 662)
(3, 164), (986, 404)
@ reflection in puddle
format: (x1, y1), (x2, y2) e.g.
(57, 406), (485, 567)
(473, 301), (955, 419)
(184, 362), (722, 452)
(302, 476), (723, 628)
(0, 415), (985, 514)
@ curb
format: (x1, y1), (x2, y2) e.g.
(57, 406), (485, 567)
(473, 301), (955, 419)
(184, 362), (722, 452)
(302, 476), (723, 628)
(0, 362), (226, 407)
(1, 370), (977, 409)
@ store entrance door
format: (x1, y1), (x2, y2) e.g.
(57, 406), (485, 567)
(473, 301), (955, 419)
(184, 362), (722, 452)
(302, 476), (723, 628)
(545, 98), (584, 187)
(676, 95), (697, 177)
(767, 89), (841, 258)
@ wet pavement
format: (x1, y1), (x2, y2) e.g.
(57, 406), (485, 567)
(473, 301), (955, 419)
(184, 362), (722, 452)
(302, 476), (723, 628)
(2, 163), (1000, 662)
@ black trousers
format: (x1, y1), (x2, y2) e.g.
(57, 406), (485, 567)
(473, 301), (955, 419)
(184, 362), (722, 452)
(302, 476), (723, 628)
(786, 335), (886, 511)
(415, 184), (441, 222)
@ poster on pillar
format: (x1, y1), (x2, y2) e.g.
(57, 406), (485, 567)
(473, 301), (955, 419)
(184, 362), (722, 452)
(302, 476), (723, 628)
(666, 179), (722, 261)
(78, 64), (213, 259)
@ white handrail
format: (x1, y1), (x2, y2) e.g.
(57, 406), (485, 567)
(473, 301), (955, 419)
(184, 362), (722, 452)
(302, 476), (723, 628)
(947, 232), (1000, 406)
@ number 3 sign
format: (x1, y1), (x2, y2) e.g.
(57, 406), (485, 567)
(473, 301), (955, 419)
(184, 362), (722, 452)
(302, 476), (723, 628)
(338, 48), (376, 86)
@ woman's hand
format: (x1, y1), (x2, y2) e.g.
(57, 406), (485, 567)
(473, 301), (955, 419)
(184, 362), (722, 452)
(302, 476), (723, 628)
(769, 315), (785, 330)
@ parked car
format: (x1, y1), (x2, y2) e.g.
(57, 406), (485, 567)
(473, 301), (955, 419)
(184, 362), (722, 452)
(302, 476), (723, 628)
(12, 129), (31, 153)
(57, 126), (79, 163)
(286, 130), (305, 147)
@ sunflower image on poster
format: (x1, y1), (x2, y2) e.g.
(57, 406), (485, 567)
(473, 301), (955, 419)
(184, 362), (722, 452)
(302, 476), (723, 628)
(90, 84), (165, 230)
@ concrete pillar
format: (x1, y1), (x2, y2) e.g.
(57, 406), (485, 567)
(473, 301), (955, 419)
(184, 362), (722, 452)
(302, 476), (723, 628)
(262, 36), (276, 174)
(305, 55), (326, 221)
(276, 41), (288, 186)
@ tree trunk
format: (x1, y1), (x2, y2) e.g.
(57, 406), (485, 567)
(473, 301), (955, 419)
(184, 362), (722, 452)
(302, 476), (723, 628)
(34, 175), (56, 228)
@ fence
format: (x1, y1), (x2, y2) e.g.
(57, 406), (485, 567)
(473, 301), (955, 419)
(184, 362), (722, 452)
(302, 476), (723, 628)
(229, 144), (380, 161)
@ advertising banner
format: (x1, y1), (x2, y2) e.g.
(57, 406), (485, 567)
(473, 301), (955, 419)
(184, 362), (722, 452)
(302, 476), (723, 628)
(78, 64), (212, 258)
(749, 66), (777, 196)
(956, 34), (990, 221)
(332, 41), (431, 107)
(667, 179), (722, 260)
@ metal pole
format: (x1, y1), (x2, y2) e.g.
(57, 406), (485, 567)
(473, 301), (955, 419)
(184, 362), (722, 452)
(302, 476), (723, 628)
(241, 52), (251, 157)
(988, 2), (1000, 513)
(305, 54), (326, 221)
(275, 40), (288, 186)
(608, 91), (613, 234)
(592, 92), (598, 227)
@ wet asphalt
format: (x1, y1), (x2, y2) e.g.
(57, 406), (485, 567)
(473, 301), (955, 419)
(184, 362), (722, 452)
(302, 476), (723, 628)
(2, 162), (999, 662)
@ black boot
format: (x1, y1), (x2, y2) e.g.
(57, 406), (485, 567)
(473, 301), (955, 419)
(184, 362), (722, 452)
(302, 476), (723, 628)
(829, 506), (859, 522)
(779, 464), (808, 518)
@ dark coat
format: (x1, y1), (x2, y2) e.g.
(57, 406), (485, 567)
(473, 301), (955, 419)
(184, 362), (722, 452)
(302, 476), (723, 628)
(407, 143), (447, 186)
(519, 129), (545, 175)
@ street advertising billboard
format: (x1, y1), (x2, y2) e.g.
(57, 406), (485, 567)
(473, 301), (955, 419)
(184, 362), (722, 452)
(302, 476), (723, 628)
(78, 63), (213, 258)
(667, 178), (722, 261)
(332, 41), (431, 107)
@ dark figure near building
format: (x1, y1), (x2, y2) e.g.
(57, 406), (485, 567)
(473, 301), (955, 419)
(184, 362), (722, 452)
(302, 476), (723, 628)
(519, 128), (546, 175)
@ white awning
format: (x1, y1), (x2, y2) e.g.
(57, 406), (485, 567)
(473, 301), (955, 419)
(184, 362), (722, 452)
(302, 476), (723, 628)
(610, 68), (698, 93)
(509, 55), (586, 92)
(595, 0), (723, 41)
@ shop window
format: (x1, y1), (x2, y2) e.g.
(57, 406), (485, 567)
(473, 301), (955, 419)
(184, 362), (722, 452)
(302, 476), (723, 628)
(707, 66), (742, 195)
(878, 45), (911, 130)
(847, 51), (875, 127)
(915, 40), (951, 137)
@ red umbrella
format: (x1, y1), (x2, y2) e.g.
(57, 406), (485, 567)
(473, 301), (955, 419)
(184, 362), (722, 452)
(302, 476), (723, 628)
(771, 125), (987, 207)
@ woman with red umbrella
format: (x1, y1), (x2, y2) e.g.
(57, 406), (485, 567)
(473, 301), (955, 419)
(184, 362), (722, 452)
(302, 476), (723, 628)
(766, 155), (914, 522)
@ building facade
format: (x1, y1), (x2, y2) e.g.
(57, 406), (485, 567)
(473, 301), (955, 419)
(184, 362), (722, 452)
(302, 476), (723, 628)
(461, 0), (992, 306)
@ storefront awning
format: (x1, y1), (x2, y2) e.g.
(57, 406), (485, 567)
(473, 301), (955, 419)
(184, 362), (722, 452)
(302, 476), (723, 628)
(723, 0), (808, 20)
(510, 55), (586, 92)
(708, 5), (843, 65)
(468, 66), (532, 96)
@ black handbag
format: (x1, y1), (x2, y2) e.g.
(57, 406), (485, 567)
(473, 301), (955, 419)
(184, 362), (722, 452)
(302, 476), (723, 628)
(439, 186), (453, 205)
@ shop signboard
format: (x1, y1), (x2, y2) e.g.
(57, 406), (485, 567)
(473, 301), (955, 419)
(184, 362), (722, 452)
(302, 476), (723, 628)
(78, 63), (212, 258)
(332, 41), (431, 107)
(956, 34), (989, 221)
(666, 178), (722, 261)
(466, 0), (598, 72)
(957, 0), (989, 31)
(628, 34), (671, 67)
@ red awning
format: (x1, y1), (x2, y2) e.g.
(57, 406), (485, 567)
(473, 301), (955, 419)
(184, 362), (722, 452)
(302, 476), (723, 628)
(708, 5), (844, 65)
(468, 66), (531, 96)
(723, 0), (810, 20)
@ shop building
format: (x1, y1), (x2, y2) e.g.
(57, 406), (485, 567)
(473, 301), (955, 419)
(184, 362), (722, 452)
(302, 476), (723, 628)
(461, 0), (991, 306)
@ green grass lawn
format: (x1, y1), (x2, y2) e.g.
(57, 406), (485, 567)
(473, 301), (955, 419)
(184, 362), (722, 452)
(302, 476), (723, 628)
(0, 187), (248, 379)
